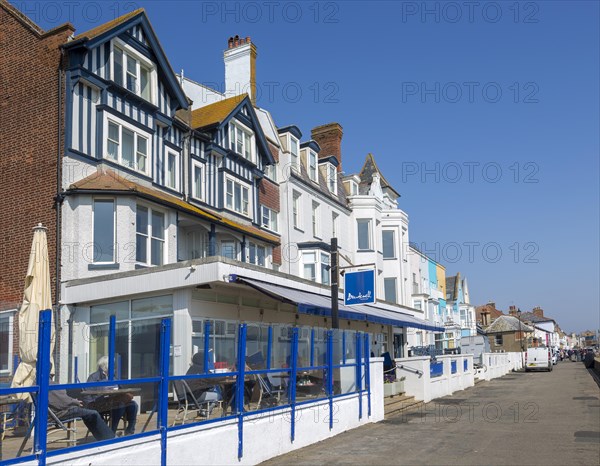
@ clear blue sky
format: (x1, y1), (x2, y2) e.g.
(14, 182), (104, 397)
(26, 0), (599, 333)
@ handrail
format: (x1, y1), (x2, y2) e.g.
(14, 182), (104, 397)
(397, 364), (423, 376)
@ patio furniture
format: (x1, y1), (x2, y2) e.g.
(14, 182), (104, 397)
(17, 407), (81, 457)
(172, 380), (222, 426)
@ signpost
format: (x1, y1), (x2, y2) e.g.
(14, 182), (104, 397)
(344, 269), (376, 306)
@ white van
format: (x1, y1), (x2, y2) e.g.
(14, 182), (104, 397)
(525, 347), (553, 372)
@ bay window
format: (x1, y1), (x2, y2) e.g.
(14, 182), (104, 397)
(105, 118), (149, 175)
(93, 199), (115, 263)
(302, 251), (316, 282)
(301, 250), (330, 285)
(136, 205), (165, 266)
(225, 178), (250, 216)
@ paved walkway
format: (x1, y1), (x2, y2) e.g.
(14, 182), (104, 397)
(262, 361), (600, 465)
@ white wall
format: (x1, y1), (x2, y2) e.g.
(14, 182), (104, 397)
(44, 358), (384, 466)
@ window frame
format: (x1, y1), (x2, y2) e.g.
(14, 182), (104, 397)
(300, 250), (331, 285)
(292, 191), (302, 230)
(311, 201), (320, 238)
(136, 204), (167, 266)
(332, 212), (339, 239)
(357, 218), (372, 251)
(191, 160), (205, 201)
(224, 176), (251, 217)
(261, 206), (278, 232)
(308, 150), (318, 182)
(92, 198), (116, 264)
(111, 38), (156, 103)
(229, 120), (255, 163)
(103, 115), (151, 176)
(382, 229), (396, 259)
(0, 312), (14, 375)
(327, 163), (337, 193)
(290, 136), (300, 171)
(165, 150), (180, 191)
(384, 277), (398, 304)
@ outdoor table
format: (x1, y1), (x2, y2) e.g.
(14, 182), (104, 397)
(80, 388), (142, 432)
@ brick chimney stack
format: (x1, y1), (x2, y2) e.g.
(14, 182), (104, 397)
(224, 35), (257, 105)
(533, 307), (544, 318)
(311, 123), (343, 171)
(508, 305), (517, 316)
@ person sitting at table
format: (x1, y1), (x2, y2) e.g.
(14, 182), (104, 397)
(186, 351), (222, 416)
(48, 382), (114, 441)
(84, 356), (137, 435)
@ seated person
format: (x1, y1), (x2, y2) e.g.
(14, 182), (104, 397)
(48, 382), (114, 441)
(186, 351), (222, 416)
(83, 356), (137, 435)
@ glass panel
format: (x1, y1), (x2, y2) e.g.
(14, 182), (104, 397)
(236, 127), (243, 154)
(122, 128), (134, 167)
(249, 243), (256, 264)
(136, 234), (147, 263)
(130, 318), (162, 378)
(167, 153), (176, 188)
(212, 321), (237, 369)
(107, 122), (119, 160)
(384, 278), (397, 303)
(88, 321), (129, 379)
(226, 180), (233, 208)
(136, 206), (148, 233)
(242, 188), (248, 215)
(151, 238), (163, 266)
(0, 316), (9, 371)
(131, 295), (173, 319)
(140, 66), (150, 100)
(126, 55), (137, 92)
(321, 253), (330, 285)
(93, 199), (114, 262)
(245, 324), (269, 369)
(234, 183), (241, 212)
(304, 264), (315, 282)
(271, 324), (293, 369)
(90, 301), (129, 324)
(137, 136), (147, 172)
(222, 241), (235, 259)
(152, 211), (165, 240)
(382, 230), (395, 258)
(357, 219), (370, 250)
(194, 165), (202, 198)
(257, 246), (265, 266)
(113, 47), (123, 85)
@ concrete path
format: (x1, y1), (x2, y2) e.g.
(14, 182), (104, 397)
(262, 361), (600, 465)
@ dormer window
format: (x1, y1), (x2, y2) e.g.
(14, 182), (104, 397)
(308, 150), (318, 182)
(112, 40), (154, 103)
(229, 121), (254, 163)
(346, 180), (358, 196)
(327, 164), (337, 193)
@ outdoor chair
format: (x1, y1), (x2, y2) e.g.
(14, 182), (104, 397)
(17, 407), (80, 457)
(171, 380), (222, 426)
(255, 373), (285, 408)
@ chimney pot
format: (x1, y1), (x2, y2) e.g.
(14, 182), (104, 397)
(246, 36), (251, 43)
(228, 37), (234, 48)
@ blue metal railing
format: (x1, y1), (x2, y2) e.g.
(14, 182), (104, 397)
(0, 312), (372, 465)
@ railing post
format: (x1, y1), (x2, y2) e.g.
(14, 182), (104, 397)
(309, 328), (315, 367)
(342, 331), (347, 364)
(158, 318), (171, 466)
(327, 330), (334, 430)
(203, 321), (211, 374)
(236, 324), (247, 460)
(364, 333), (371, 417)
(356, 332), (362, 420)
(73, 355), (78, 383)
(267, 326), (273, 370)
(34, 309), (52, 466)
(108, 315), (116, 381)
(290, 327), (299, 442)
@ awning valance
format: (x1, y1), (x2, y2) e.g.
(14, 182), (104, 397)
(232, 276), (444, 332)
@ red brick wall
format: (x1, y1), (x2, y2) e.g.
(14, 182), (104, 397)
(272, 245), (281, 265)
(311, 123), (343, 171)
(0, 2), (73, 359)
(258, 178), (280, 212)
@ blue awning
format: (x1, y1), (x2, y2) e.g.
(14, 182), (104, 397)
(233, 276), (444, 332)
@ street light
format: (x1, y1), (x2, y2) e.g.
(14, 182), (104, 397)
(517, 309), (525, 366)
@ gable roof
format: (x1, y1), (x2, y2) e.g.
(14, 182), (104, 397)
(475, 303), (504, 323)
(65, 8), (188, 110)
(191, 94), (247, 129)
(446, 275), (457, 301)
(68, 170), (279, 245)
(519, 311), (555, 324)
(0, 0), (74, 38)
(357, 153), (401, 198)
(485, 315), (533, 334)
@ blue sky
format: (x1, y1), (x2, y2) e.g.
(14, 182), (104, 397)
(25, 1), (599, 333)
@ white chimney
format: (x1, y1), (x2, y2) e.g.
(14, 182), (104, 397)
(224, 35), (257, 105)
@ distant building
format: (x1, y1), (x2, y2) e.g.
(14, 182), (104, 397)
(475, 302), (505, 327)
(484, 315), (533, 353)
(518, 307), (559, 348)
(443, 273), (476, 349)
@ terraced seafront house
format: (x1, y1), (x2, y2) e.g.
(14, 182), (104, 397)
(53, 10), (441, 385)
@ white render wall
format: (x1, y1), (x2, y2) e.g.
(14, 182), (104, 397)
(43, 358), (384, 466)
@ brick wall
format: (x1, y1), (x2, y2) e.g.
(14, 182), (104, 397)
(0, 1), (73, 361)
(311, 123), (343, 171)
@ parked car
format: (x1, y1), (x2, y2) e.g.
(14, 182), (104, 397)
(525, 347), (553, 372)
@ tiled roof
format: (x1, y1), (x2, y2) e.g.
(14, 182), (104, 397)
(485, 315), (533, 334)
(475, 303), (504, 322)
(191, 94), (247, 130)
(357, 153), (401, 198)
(519, 311), (554, 324)
(445, 276), (457, 301)
(74, 8), (144, 40)
(68, 169), (279, 244)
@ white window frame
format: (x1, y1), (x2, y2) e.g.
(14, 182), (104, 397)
(357, 218), (372, 250)
(224, 176), (251, 217)
(111, 38), (156, 103)
(382, 229), (396, 259)
(300, 250), (330, 285)
(349, 180), (359, 196)
(229, 120), (255, 163)
(136, 204), (166, 266)
(332, 212), (339, 238)
(292, 191), (302, 230)
(290, 136), (300, 171)
(261, 206), (278, 232)
(165, 150), (180, 191)
(191, 160), (205, 201)
(248, 242), (268, 267)
(0, 311), (14, 375)
(384, 277), (398, 303)
(103, 114), (151, 175)
(311, 201), (320, 238)
(308, 150), (318, 182)
(327, 163), (337, 193)
(92, 197), (116, 264)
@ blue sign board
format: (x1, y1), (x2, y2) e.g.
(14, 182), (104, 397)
(344, 269), (376, 306)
